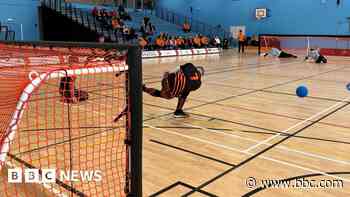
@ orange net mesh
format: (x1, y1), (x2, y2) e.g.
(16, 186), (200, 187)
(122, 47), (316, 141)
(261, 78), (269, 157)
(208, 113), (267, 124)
(0, 43), (130, 197)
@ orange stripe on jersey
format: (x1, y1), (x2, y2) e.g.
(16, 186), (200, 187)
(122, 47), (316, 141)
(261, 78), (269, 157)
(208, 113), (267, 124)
(171, 71), (186, 97)
(176, 73), (184, 96)
(177, 74), (185, 96)
(171, 73), (179, 97)
(181, 74), (186, 94)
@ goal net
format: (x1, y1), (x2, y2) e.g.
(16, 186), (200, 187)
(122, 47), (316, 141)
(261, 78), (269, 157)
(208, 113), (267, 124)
(259, 34), (350, 57)
(0, 41), (142, 197)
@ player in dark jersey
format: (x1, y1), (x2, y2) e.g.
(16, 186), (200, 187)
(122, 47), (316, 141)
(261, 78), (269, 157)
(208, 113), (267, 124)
(143, 63), (204, 118)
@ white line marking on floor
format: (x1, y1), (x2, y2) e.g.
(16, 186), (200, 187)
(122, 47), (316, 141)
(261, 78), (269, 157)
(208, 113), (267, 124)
(184, 122), (350, 166)
(243, 95), (350, 153)
(145, 124), (350, 183)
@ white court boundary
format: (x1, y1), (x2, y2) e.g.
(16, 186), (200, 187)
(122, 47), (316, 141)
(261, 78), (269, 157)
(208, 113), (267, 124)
(145, 124), (350, 184)
(243, 95), (350, 153)
(183, 122), (350, 166)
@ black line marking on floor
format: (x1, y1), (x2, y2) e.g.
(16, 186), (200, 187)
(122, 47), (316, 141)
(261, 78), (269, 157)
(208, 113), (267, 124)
(236, 129), (350, 145)
(144, 60), (350, 196)
(208, 117), (217, 122)
(144, 64), (346, 123)
(179, 182), (219, 197)
(169, 120), (350, 146)
(145, 125), (230, 131)
(150, 139), (236, 167)
(185, 65), (347, 111)
(146, 72), (350, 130)
(145, 60), (299, 85)
(149, 181), (218, 197)
(242, 171), (350, 196)
(149, 181), (182, 197)
(206, 82), (350, 104)
(189, 97), (350, 130)
(143, 59), (263, 82)
(181, 101), (350, 196)
(240, 69), (349, 85)
(204, 61), (292, 76)
(144, 103), (350, 146)
(261, 90), (349, 103)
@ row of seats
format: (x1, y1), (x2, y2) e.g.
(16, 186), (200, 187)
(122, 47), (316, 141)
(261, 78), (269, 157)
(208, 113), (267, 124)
(48, 2), (221, 49)
(139, 34), (224, 51)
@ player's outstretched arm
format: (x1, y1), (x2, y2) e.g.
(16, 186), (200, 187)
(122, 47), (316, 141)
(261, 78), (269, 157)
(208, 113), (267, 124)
(143, 84), (161, 97)
(143, 84), (173, 99)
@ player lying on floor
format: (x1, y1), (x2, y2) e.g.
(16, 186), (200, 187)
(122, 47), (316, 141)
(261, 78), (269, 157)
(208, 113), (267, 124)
(143, 63), (204, 118)
(263, 47), (298, 58)
(305, 47), (327, 63)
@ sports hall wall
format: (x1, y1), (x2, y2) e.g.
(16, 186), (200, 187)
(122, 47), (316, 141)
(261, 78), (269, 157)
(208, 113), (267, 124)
(158, 0), (350, 36)
(0, 0), (40, 41)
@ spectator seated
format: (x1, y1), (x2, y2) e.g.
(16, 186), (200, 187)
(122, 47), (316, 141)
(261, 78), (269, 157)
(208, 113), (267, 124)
(183, 21), (191, 33)
(140, 32), (222, 51)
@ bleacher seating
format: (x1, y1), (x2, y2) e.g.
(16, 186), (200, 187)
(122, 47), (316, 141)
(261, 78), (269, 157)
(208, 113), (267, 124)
(126, 11), (197, 38)
(42, 1), (214, 48)
(66, 2), (198, 37)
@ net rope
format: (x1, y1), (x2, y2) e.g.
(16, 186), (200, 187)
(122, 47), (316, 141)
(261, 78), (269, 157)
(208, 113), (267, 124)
(0, 43), (130, 197)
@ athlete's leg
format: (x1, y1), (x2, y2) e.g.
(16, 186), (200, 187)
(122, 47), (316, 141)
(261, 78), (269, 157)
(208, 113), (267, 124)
(176, 97), (187, 111)
(279, 51), (297, 58)
(242, 41), (245, 53)
(315, 56), (322, 63)
(174, 93), (189, 118)
(238, 41), (242, 53)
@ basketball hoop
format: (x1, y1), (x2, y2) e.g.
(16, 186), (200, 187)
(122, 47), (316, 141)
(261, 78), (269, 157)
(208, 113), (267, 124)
(256, 8), (267, 20)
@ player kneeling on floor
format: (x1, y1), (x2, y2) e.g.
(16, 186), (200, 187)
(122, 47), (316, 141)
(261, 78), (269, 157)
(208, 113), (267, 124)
(305, 47), (327, 63)
(143, 63), (204, 118)
(263, 47), (298, 58)
(59, 76), (89, 103)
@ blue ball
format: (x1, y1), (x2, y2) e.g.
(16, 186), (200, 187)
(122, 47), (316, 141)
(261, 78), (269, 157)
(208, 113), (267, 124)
(346, 83), (350, 91)
(296, 86), (308, 97)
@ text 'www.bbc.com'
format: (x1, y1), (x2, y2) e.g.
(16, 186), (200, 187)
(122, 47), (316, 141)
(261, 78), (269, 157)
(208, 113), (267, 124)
(246, 177), (344, 189)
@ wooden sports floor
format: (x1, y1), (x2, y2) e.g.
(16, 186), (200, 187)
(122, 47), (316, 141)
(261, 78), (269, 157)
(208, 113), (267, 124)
(142, 49), (350, 197)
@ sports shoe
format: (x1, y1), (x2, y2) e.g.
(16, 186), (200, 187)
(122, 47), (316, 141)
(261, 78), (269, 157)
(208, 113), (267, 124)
(173, 110), (188, 118)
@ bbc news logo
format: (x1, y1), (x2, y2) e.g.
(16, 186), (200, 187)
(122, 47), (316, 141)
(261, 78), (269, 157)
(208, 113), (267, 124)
(8, 169), (102, 183)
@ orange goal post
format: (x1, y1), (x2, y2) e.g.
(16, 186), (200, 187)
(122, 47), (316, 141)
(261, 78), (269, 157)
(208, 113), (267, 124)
(0, 41), (142, 197)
